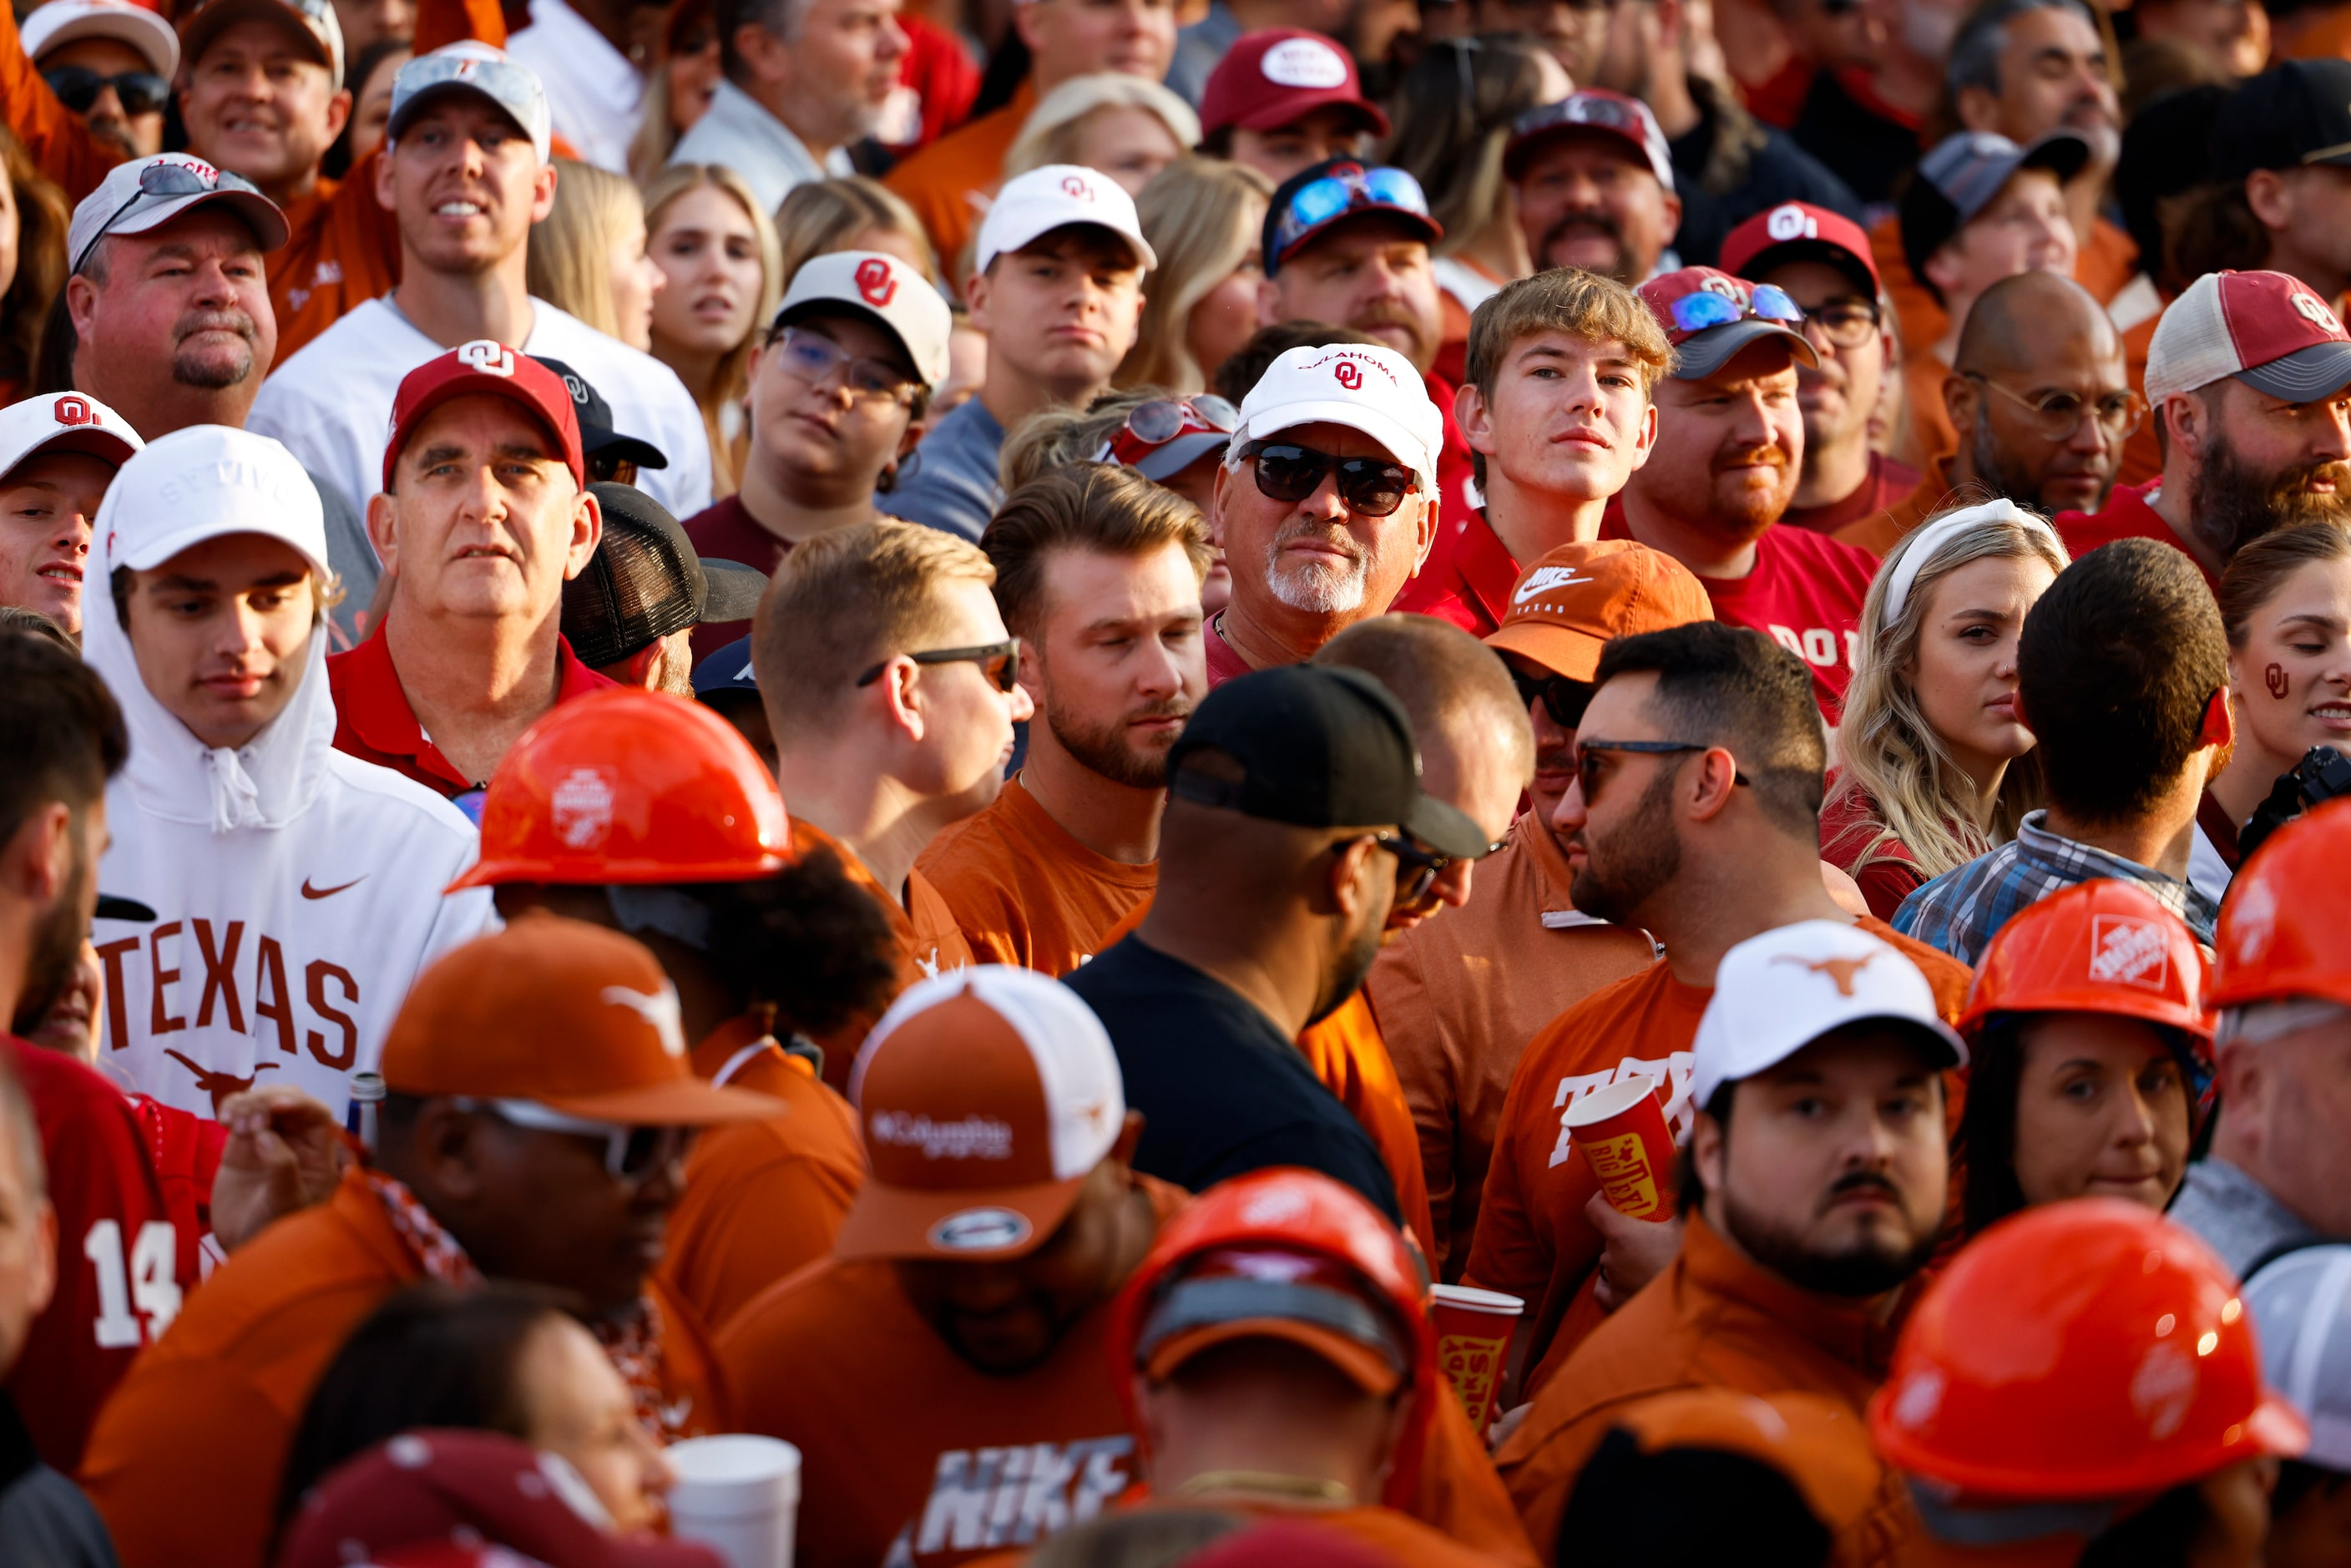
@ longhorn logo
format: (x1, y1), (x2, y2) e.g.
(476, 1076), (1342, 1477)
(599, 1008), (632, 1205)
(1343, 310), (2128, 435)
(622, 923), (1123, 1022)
(1772, 952), (1876, 996)
(1334, 361), (1363, 391)
(856, 256), (897, 306)
(603, 981), (688, 1058)
(458, 339), (516, 377)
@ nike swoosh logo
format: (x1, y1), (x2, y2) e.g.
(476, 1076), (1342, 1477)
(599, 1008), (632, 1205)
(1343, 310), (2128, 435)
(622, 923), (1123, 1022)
(301, 876), (365, 899)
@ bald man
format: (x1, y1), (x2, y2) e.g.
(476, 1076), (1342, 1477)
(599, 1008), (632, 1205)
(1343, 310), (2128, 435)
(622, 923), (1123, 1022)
(1891, 272), (2132, 534)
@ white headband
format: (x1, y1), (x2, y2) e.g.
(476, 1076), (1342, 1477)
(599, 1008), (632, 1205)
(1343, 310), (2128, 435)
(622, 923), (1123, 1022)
(1881, 499), (2065, 626)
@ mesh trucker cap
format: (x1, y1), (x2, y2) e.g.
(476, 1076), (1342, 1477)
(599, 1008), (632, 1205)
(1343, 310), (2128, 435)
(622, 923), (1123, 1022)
(1166, 664), (1490, 860)
(560, 483), (766, 668)
(2145, 269), (2351, 405)
(841, 966), (1128, 1262)
(534, 357), (667, 471)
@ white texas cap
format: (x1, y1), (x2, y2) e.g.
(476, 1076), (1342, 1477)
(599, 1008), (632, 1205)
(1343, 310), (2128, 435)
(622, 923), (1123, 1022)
(20, 0), (179, 75)
(1233, 341), (1443, 495)
(0, 392), (142, 484)
(974, 164), (1156, 276)
(1690, 920), (1966, 1107)
(387, 42), (553, 165)
(772, 250), (954, 391)
(97, 425), (331, 581)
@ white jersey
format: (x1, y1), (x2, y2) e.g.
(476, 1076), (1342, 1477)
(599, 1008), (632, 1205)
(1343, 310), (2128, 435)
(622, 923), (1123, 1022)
(506, 0), (644, 175)
(82, 549), (498, 1121)
(250, 296), (713, 525)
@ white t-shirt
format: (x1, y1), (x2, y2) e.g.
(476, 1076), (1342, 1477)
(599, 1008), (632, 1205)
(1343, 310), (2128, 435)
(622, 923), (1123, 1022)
(507, 0), (645, 175)
(250, 296), (713, 525)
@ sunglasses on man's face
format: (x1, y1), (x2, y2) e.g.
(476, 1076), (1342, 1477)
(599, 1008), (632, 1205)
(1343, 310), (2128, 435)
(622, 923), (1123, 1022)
(1241, 440), (1418, 517)
(44, 66), (170, 117)
(856, 639), (1022, 693)
(1510, 667), (1595, 729)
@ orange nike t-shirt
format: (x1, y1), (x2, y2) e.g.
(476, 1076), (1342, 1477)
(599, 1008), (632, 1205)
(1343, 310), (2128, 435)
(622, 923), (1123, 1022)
(917, 775), (1158, 975)
(883, 80), (1039, 288)
(1301, 991), (1437, 1265)
(1465, 917), (1968, 1394)
(793, 817), (974, 1089)
(660, 1015), (867, 1333)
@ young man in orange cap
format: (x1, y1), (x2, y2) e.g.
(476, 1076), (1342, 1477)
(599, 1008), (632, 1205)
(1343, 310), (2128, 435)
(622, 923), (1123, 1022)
(1373, 542), (1708, 1279)
(80, 918), (777, 1568)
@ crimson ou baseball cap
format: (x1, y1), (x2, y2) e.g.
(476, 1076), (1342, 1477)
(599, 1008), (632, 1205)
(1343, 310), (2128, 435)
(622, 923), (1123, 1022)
(1201, 29), (1389, 139)
(1720, 200), (1880, 299)
(1503, 90), (1676, 191)
(385, 341), (586, 492)
(1638, 266), (1818, 380)
(278, 1429), (721, 1568)
(2146, 269), (2351, 406)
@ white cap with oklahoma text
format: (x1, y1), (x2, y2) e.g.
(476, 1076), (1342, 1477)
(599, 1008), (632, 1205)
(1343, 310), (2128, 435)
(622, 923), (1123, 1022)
(973, 164), (1156, 276)
(0, 392), (142, 485)
(1233, 342), (1443, 496)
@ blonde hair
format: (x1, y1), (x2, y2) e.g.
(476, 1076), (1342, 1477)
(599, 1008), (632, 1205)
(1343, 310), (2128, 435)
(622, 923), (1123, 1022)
(525, 159), (644, 341)
(753, 518), (996, 734)
(999, 385), (1185, 492)
(774, 176), (940, 290)
(1461, 268), (1671, 487)
(641, 164), (783, 494)
(1828, 509), (2071, 878)
(1002, 73), (1202, 183)
(1116, 157), (1272, 392)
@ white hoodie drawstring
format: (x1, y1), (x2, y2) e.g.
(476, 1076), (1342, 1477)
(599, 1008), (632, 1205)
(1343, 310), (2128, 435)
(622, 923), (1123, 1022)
(203, 746), (267, 832)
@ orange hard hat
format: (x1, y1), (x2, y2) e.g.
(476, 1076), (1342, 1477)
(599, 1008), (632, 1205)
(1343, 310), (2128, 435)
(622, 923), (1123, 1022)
(2211, 796), (2351, 1014)
(1957, 879), (2212, 1040)
(1107, 1168), (1437, 1512)
(1869, 1198), (2307, 1500)
(447, 688), (790, 891)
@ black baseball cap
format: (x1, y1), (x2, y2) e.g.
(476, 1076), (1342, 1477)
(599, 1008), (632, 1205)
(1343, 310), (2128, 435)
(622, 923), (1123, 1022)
(95, 894), (155, 922)
(533, 357), (668, 472)
(2213, 60), (2351, 183)
(1166, 665), (1489, 858)
(562, 483), (767, 668)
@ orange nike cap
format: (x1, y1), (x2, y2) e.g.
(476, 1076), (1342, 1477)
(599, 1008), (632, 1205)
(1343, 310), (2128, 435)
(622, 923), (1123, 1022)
(380, 915), (779, 1125)
(1484, 539), (1714, 681)
(838, 965), (1127, 1262)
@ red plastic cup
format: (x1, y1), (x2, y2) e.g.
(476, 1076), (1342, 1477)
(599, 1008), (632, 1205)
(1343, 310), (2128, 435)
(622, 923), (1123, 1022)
(1430, 1283), (1522, 1434)
(1565, 1075), (1677, 1222)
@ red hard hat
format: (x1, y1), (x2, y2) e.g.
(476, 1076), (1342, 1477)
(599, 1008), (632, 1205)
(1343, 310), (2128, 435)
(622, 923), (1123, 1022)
(2211, 796), (2351, 1014)
(447, 689), (790, 890)
(1957, 879), (2212, 1040)
(1869, 1198), (2307, 1500)
(1107, 1169), (1437, 1512)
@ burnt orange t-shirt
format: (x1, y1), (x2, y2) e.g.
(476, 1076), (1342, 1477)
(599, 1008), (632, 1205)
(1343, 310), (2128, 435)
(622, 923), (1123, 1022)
(793, 817), (974, 1089)
(1301, 992), (1437, 1267)
(918, 775), (1159, 975)
(883, 80), (1039, 288)
(661, 1014), (867, 1333)
(1464, 917), (1968, 1394)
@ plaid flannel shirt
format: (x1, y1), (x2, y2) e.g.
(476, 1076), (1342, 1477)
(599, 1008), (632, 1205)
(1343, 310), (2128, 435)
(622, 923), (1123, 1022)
(1891, 811), (2220, 966)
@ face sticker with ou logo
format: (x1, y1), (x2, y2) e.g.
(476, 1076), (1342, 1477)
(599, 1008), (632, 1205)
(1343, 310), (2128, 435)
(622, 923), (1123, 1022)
(1334, 361), (1363, 390)
(857, 256), (897, 306)
(929, 1206), (1035, 1252)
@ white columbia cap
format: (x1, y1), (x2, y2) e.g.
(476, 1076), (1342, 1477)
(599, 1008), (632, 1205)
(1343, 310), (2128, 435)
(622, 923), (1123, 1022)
(1233, 342), (1443, 495)
(772, 250), (953, 391)
(1690, 920), (1966, 1107)
(0, 392), (142, 486)
(21, 0), (179, 76)
(2245, 1246), (2351, 1469)
(2146, 269), (2351, 406)
(68, 152), (289, 274)
(97, 426), (331, 583)
(387, 42), (552, 165)
(974, 164), (1155, 277)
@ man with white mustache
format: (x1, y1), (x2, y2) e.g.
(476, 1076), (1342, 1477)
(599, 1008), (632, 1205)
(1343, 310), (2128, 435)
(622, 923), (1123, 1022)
(1203, 341), (1443, 684)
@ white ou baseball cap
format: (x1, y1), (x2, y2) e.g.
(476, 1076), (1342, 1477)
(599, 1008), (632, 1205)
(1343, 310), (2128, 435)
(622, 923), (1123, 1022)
(96, 425), (331, 583)
(1233, 341), (1443, 497)
(1690, 921), (1966, 1108)
(21, 0), (179, 76)
(973, 164), (1156, 277)
(771, 250), (954, 391)
(387, 42), (553, 165)
(68, 152), (290, 274)
(0, 392), (143, 487)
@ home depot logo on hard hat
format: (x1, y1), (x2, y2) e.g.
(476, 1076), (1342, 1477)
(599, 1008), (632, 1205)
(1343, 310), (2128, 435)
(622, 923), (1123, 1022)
(2088, 916), (2171, 991)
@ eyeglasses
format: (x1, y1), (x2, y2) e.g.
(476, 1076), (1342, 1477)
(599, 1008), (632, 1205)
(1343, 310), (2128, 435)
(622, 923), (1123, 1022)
(1371, 828), (1509, 908)
(1963, 373), (2146, 443)
(1510, 667), (1595, 729)
(76, 159), (265, 271)
(1795, 297), (1881, 350)
(856, 638), (1022, 692)
(1271, 164), (1429, 262)
(1097, 395), (1236, 469)
(1574, 738), (1750, 801)
(1666, 281), (1805, 337)
(462, 1098), (688, 1185)
(43, 67), (171, 117)
(1240, 440), (1418, 517)
(768, 326), (920, 406)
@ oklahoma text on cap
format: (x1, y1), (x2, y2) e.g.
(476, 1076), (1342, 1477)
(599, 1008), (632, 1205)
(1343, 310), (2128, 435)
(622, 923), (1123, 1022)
(1231, 341), (1443, 494)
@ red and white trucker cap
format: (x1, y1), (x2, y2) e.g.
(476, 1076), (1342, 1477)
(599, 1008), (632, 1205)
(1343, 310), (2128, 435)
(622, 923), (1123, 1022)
(2145, 269), (2351, 407)
(842, 965), (1128, 1262)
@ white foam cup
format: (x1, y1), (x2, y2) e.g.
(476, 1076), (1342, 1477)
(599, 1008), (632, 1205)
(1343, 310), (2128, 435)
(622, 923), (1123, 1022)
(666, 1434), (802, 1568)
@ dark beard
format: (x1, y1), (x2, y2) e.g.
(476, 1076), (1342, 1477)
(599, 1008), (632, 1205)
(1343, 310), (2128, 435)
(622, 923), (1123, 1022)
(1720, 1171), (1938, 1298)
(1542, 212), (1632, 284)
(1305, 908), (1384, 1028)
(2187, 430), (2351, 566)
(1969, 405), (2057, 510)
(1046, 697), (1189, 790)
(13, 834), (91, 1032)
(1567, 764), (1682, 926)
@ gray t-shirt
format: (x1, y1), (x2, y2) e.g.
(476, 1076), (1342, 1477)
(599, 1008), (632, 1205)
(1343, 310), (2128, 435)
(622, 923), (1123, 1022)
(2168, 1156), (2328, 1279)
(876, 397), (1007, 543)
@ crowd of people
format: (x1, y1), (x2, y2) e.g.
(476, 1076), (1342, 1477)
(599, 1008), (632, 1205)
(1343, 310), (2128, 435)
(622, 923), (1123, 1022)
(4, 0), (2351, 1561)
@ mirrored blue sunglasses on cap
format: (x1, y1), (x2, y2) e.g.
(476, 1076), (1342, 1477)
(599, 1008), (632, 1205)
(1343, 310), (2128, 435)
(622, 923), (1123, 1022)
(1272, 166), (1430, 258)
(1668, 281), (1804, 336)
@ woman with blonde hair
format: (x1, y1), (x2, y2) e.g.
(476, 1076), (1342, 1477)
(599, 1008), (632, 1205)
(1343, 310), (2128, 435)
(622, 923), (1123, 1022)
(643, 164), (782, 499)
(773, 175), (940, 289)
(1001, 73), (1201, 197)
(525, 159), (666, 351)
(1115, 157), (1272, 394)
(1823, 500), (2070, 918)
